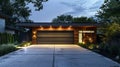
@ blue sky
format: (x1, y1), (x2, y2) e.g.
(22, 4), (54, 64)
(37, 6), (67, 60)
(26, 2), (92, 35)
(29, 0), (104, 22)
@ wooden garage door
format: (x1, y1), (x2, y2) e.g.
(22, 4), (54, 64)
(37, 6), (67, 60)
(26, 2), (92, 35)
(37, 31), (74, 44)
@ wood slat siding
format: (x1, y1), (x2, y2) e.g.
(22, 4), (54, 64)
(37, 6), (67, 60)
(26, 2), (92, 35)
(74, 30), (78, 44)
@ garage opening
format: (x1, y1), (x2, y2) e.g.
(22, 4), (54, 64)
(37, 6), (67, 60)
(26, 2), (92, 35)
(37, 31), (74, 44)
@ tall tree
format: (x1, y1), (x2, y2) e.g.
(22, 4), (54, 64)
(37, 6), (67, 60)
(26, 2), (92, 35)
(52, 15), (96, 23)
(96, 0), (120, 23)
(0, 0), (48, 24)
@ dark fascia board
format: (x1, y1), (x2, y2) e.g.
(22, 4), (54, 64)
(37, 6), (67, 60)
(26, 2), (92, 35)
(5, 25), (25, 32)
(16, 22), (101, 27)
(0, 12), (12, 19)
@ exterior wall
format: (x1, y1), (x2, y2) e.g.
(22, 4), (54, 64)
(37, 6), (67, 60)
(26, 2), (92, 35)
(32, 28), (37, 44)
(74, 28), (79, 44)
(0, 18), (5, 33)
(32, 26), (97, 44)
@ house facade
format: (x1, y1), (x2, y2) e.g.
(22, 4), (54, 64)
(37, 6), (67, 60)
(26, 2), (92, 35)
(17, 23), (98, 44)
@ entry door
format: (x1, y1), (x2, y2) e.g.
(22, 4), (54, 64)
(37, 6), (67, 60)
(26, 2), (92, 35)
(79, 32), (82, 43)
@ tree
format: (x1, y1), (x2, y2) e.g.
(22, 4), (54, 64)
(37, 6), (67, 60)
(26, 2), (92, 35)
(52, 15), (73, 23)
(0, 0), (48, 24)
(96, 0), (120, 23)
(96, 0), (120, 44)
(73, 16), (96, 23)
(98, 22), (120, 45)
(52, 15), (96, 23)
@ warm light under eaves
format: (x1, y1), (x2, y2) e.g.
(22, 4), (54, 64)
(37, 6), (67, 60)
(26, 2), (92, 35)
(58, 25), (62, 30)
(40, 26), (43, 30)
(49, 25), (53, 30)
(67, 25), (72, 30)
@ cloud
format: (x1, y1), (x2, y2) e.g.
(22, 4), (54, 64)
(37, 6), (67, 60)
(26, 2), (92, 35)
(60, 0), (104, 17)
(89, 0), (104, 11)
(60, 1), (87, 15)
(29, 0), (104, 22)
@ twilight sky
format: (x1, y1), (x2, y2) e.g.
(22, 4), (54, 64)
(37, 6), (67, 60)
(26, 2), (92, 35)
(29, 0), (104, 22)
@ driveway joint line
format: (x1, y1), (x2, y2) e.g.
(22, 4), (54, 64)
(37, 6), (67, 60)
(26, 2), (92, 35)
(52, 44), (55, 67)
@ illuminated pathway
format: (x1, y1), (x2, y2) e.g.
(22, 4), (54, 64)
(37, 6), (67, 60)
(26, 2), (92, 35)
(0, 45), (119, 67)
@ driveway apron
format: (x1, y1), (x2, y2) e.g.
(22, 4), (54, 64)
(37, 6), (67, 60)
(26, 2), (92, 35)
(0, 44), (119, 67)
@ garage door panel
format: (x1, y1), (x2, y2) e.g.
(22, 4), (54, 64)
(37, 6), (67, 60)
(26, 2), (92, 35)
(37, 35), (73, 37)
(37, 38), (73, 41)
(37, 42), (73, 44)
(37, 33), (72, 35)
(37, 32), (73, 37)
(37, 31), (74, 44)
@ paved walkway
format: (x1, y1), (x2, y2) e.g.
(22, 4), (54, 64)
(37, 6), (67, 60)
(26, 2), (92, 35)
(0, 44), (119, 67)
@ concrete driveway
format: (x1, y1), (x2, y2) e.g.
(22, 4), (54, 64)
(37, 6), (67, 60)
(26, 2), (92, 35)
(0, 44), (119, 67)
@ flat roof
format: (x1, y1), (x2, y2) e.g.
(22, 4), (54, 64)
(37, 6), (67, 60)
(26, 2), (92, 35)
(16, 22), (100, 27)
(6, 25), (25, 32)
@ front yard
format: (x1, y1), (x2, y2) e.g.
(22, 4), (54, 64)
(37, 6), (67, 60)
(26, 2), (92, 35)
(0, 44), (17, 56)
(0, 32), (31, 56)
(79, 43), (120, 63)
(0, 42), (31, 56)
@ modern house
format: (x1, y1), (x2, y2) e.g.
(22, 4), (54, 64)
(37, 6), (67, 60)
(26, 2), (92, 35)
(17, 23), (98, 44)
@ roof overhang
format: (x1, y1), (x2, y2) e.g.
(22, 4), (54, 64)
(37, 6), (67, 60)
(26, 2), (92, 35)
(5, 25), (25, 32)
(16, 23), (101, 28)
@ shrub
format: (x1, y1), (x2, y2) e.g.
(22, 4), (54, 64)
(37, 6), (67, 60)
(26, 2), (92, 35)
(108, 45), (120, 57)
(78, 43), (87, 48)
(78, 43), (97, 50)
(97, 43), (108, 52)
(88, 44), (97, 49)
(18, 42), (31, 47)
(0, 45), (17, 56)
